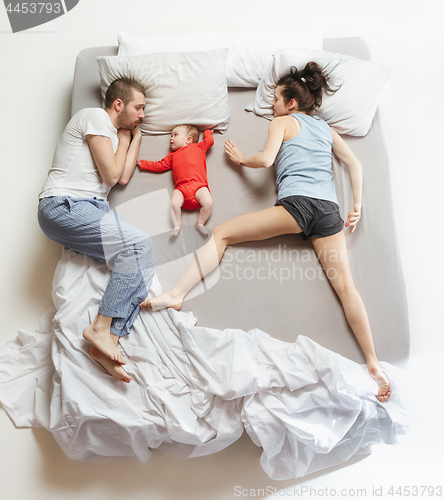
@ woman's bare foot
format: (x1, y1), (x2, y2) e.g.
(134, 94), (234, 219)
(140, 290), (183, 311)
(83, 316), (125, 365)
(90, 347), (132, 383)
(368, 362), (391, 402)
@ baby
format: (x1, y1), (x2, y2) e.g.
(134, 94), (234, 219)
(137, 124), (214, 237)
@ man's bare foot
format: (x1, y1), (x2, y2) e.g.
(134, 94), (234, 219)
(140, 290), (183, 311)
(195, 223), (208, 236)
(170, 226), (181, 237)
(368, 362), (391, 402)
(90, 347), (132, 383)
(83, 318), (125, 365)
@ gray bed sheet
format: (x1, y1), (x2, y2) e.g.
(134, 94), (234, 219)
(71, 37), (410, 365)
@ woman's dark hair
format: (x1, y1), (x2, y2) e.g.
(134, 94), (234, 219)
(277, 62), (339, 115)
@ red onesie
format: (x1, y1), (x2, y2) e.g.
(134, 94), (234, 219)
(139, 130), (214, 210)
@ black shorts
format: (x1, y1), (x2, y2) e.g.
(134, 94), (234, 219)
(275, 195), (344, 240)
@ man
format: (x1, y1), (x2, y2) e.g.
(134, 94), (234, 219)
(38, 78), (154, 383)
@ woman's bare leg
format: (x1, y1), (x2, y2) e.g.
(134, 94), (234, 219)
(311, 230), (391, 402)
(142, 206), (302, 309)
(170, 189), (184, 237)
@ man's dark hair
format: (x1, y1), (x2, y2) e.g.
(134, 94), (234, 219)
(105, 78), (145, 108)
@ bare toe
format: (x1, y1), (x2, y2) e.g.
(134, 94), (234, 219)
(368, 364), (391, 402)
(375, 376), (391, 402)
(148, 292), (183, 311)
(90, 348), (132, 383)
(83, 326), (125, 365)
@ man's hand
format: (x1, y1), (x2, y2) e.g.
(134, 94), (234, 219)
(131, 126), (142, 139)
(117, 129), (132, 143)
(117, 126), (143, 185)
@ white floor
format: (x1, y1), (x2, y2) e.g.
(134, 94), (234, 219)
(1, 1), (444, 499)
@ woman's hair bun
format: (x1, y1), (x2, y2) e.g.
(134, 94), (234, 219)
(277, 62), (340, 114)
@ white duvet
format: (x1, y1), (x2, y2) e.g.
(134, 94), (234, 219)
(0, 249), (409, 480)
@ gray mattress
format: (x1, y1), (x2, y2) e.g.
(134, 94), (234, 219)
(71, 37), (410, 365)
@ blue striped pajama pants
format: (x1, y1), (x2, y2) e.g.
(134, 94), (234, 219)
(38, 196), (155, 337)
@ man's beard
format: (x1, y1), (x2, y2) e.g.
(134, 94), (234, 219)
(117, 107), (139, 130)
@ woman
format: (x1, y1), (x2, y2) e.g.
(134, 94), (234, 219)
(142, 62), (391, 402)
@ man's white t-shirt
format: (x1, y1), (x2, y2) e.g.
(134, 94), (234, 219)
(39, 108), (119, 201)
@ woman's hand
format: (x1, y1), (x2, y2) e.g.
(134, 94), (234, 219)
(224, 140), (244, 165)
(345, 204), (362, 233)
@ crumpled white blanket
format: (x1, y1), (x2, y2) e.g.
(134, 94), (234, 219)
(0, 249), (409, 480)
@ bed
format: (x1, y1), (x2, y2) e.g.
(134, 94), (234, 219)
(71, 35), (409, 363)
(0, 35), (410, 480)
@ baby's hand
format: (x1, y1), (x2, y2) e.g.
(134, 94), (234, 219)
(136, 159), (142, 167)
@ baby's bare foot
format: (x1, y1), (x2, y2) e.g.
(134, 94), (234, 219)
(170, 226), (181, 237)
(195, 223), (208, 236)
(83, 319), (125, 365)
(140, 290), (183, 311)
(368, 362), (391, 402)
(90, 347), (131, 383)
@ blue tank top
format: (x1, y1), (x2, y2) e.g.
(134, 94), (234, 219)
(274, 113), (338, 205)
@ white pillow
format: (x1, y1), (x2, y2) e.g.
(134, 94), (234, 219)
(246, 48), (393, 136)
(117, 30), (323, 88)
(97, 49), (230, 135)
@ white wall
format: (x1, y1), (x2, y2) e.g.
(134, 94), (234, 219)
(1, 1), (443, 499)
